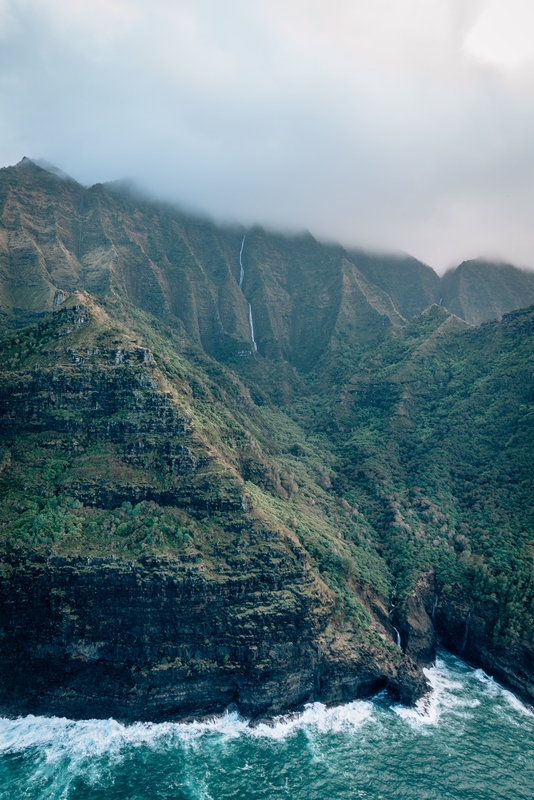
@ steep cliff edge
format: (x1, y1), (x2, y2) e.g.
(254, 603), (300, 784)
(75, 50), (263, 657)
(0, 296), (428, 720)
(1, 159), (534, 720)
(0, 550), (426, 722)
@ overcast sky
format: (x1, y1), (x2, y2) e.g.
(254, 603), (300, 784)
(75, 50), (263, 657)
(1, 0), (534, 272)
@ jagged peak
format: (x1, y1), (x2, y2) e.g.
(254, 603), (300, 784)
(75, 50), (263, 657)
(53, 289), (109, 325)
(13, 156), (38, 170)
(8, 157), (78, 185)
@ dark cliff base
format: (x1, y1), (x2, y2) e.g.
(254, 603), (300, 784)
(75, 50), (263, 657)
(434, 592), (534, 708)
(0, 551), (427, 723)
(1, 554), (533, 721)
(394, 575), (534, 710)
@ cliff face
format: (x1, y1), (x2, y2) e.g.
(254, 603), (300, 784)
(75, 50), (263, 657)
(0, 296), (428, 720)
(3, 159), (533, 368)
(0, 159), (404, 369)
(1, 160), (534, 722)
(0, 548), (427, 722)
(0, 301), (241, 514)
(441, 259), (534, 325)
(434, 588), (534, 706)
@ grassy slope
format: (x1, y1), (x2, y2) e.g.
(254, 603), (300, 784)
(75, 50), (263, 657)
(1, 161), (533, 666)
(295, 304), (534, 646)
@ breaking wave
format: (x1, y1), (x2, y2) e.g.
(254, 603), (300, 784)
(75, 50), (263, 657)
(0, 698), (375, 762)
(2, 651), (534, 799)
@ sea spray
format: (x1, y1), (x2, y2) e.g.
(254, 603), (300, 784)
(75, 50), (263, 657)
(2, 652), (534, 800)
(472, 668), (534, 718)
(0, 699), (375, 760)
(393, 657), (478, 726)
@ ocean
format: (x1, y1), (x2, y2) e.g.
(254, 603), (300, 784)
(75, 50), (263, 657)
(1, 651), (533, 799)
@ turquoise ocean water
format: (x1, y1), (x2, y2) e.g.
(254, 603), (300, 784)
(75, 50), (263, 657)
(1, 651), (534, 799)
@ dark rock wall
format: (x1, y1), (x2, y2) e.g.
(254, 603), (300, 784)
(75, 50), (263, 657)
(0, 548), (426, 721)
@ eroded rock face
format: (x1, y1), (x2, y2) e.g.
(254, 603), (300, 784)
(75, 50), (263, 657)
(434, 588), (534, 706)
(397, 573), (437, 667)
(0, 549), (427, 722)
(389, 575), (534, 707)
(0, 305), (243, 515)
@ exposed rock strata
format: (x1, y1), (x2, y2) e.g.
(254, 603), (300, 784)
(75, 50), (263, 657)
(434, 589), (534, 706)
(0, 550), (427, 721)
(0, 299), (429, 721)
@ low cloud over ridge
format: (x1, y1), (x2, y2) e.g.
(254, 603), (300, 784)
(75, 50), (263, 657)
(1, 0), (534, 273)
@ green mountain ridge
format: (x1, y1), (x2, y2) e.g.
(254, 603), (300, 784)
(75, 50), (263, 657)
(0, 158), (533, 720)
(2, 158), (534, 340)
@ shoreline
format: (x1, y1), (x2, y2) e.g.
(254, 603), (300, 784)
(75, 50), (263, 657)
(1, 648), (532, 728)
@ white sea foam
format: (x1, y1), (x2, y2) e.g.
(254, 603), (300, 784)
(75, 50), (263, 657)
(393, 657), (478, 727)
(2, 655), (531, 763)
(3, 655), (534, 800)
(472, 668), (534, 717)
(0, 715), (173, 760)
(248, 700), (374, 739)
(0, 698), (375, 762)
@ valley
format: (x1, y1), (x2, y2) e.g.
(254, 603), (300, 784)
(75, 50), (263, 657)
(0, 158), (533, 720)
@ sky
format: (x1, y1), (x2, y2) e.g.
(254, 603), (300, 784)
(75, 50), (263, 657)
(1, 0), (534, 273)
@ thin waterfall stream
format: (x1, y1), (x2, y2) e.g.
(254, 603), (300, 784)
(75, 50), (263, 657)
(238, 233), (257, 352)
(239, 234), (245, 290)
(249, 303), (258, 352)
(461, 611), (472, 654)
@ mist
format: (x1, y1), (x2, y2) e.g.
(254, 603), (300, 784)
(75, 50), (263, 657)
(1, 0), (534, 273)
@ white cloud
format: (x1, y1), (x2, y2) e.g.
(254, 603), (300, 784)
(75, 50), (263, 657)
(0, 0), (533, 272)
(463, 0), (534, 69)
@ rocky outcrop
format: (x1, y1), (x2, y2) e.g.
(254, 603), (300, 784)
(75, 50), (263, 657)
(434, 588), (534, 706)
(389, 574), (534, 707)
(395, 573), (437, 667)
(0, 547), (427, 722)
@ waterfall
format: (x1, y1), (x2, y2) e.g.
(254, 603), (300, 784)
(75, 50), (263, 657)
(239, 235), (246, 290)
(389, 584), (397, 615)
(248, 303), (257, 352)
(432, 595), (438, 621)
(461, 611), (472, 654)
(393, 626), (402, 648)
(238, 234), (256, 352)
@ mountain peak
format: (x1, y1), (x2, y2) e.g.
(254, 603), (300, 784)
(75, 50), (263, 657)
(14, 156), (37, 169)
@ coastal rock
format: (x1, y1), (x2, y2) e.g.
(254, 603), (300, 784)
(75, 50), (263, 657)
(398, 572), (437, 667)
(0, 551), (428, 722)
(435, 589), (534, 706)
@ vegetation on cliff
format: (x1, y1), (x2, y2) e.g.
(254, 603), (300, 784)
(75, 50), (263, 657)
(0, 158), (533, 718)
